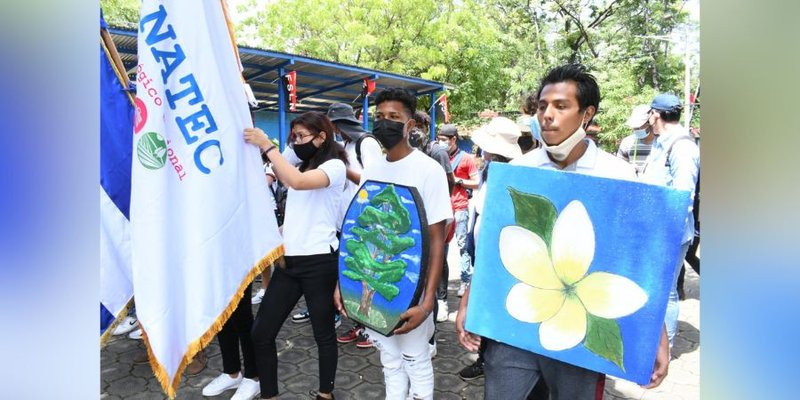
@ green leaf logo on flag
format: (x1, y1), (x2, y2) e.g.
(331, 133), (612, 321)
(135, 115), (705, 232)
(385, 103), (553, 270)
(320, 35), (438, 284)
(137, 132), (168, 170)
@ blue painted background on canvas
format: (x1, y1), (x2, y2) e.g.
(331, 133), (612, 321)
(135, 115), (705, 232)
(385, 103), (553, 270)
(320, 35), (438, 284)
(338, 181), (427, 336)
(465, 163), (691, 384)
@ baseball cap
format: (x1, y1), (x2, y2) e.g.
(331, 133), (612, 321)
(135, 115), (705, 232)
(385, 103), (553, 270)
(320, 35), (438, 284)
(438, 124), (459, 137)
(650, 94), (683, 112)
(327, 103), (361, 125)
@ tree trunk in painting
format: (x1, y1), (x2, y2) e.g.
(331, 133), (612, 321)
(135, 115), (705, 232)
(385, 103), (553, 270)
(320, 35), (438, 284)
(358, 282), (376, 317)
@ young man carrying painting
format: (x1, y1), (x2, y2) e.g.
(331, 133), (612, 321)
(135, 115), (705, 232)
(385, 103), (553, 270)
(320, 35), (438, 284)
(456, 64), (671, 399)
(334, 88), (452, 400)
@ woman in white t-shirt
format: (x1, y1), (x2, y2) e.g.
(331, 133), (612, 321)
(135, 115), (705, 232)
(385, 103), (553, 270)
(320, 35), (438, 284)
(244, 111), (348, 400)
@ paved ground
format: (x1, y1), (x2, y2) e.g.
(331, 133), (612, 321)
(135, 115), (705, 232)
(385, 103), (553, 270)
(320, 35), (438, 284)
(101, 246), (700, 400)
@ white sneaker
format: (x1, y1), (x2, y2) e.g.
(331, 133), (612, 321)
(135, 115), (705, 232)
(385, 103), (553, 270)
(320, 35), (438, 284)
(457, 282), (468, 297)
(201, 372), (242, 396)
(436, 300), (449, 322)
(128, 328), (143, 340)
(230, 377), (260, 400)
(112, 316), (138, 336)
(251, 288), (266, 305)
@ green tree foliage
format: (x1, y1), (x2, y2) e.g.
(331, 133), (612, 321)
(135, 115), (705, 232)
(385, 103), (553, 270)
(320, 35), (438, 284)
(100, 0), (698, 145)
(100, 0), (139, 28)
(486, 0), (693, 149)
(343, 185), (415, 317)
(238, 0), (514, 123)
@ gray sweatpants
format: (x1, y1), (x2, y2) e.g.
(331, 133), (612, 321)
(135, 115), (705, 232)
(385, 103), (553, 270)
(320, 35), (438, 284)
(483, 339), (604, 400)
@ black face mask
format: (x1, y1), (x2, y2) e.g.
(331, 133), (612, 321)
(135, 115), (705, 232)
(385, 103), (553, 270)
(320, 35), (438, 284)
(293, 139), (319, 162)
(372, 119), (407, 150)
(518, 135), (535, 152)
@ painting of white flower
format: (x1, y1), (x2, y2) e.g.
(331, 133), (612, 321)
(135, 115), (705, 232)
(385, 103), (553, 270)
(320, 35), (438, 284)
(500, 200), (648, 367)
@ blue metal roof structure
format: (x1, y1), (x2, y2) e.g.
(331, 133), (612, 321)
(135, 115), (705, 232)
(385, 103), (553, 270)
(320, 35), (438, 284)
(109, 27), (450, 147)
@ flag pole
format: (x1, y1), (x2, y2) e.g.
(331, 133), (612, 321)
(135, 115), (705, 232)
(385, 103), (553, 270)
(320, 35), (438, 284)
(100, 27), (135, 106)
(221, 0), (244, 79)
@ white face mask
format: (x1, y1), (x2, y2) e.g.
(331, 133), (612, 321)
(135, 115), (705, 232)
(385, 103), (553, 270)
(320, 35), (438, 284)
(633, 128), (648, 139)
(438, 139), (450, 148)
(542, 111), (588, 161)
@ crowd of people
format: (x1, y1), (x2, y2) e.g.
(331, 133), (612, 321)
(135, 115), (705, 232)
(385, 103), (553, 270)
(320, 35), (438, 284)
(111, 63), (699, 400)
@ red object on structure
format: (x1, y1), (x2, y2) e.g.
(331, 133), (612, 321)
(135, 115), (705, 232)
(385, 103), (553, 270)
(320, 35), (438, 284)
(363, 79), (376, 96)
(437, 94), (450, 123)
(285, 71), (297, 112)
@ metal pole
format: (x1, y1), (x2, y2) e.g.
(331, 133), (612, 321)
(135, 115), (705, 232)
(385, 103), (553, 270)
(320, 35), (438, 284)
(683, 31), (691, 127)
(429, 93), (437, 142)
(278, 67), (287, 151)
(362, 89), (370, 131)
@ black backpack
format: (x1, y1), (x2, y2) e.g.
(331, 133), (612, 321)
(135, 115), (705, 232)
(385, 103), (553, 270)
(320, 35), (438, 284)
(268, 180), (288, 227)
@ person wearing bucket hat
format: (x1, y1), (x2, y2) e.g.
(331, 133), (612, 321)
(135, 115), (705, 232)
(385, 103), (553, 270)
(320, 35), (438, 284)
(454, 116), (524, 385)
(326, 103), (383, 252)
(326, 103), (382, 175)
(471, 117), (523, 160)
(641, 93), (699, 350)
(616, 104), (655, 174)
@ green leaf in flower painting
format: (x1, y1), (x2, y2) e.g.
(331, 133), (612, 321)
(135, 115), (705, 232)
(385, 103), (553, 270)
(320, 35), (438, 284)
(584, 314), (625, 372)
(507, 187), (557, 247)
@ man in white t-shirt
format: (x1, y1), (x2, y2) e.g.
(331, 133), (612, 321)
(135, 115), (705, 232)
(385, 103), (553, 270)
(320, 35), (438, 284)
(335, 88), (451, 400)
(457, 64), (671, 400)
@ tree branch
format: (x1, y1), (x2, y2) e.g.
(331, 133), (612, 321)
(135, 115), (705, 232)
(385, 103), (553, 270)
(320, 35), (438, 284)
(588, 0), (622, 29)
(554, 0), (599, 57)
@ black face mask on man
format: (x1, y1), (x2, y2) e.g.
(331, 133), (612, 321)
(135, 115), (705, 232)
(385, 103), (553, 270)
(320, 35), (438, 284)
(292, 139), (319, 162)
(372, 119), (407, 150)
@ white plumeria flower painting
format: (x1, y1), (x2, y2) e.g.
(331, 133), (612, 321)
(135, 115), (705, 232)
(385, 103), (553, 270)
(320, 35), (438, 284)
(501, 200), (647, 364)
(465, 164), (692, 384)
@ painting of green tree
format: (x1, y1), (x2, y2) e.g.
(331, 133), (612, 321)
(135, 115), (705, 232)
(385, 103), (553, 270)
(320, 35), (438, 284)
(339, 183), (427, 335)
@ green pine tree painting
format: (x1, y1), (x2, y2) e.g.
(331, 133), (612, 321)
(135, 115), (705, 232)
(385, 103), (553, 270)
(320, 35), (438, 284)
(343, 184), (415, 322)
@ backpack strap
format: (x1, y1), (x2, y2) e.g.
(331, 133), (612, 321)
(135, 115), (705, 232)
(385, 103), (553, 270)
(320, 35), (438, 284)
(666, 134), (700, 233)
(450, 150), (465, 171)
(355, 134), (376, 167)
(665, 134), (696, 169)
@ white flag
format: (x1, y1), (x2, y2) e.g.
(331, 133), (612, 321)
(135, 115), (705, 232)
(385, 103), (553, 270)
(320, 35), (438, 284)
(131, 1), (283, 396)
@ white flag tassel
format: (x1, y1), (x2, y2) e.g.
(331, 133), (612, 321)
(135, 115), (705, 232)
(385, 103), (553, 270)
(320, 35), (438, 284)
(132, 1), (284, 397)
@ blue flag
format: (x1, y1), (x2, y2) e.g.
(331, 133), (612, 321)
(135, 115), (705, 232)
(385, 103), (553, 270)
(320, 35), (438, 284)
(100, 10), (135, 338)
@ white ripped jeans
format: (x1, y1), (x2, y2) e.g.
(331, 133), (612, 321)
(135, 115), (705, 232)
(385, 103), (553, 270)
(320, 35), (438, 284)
(365, 314), (435, 400)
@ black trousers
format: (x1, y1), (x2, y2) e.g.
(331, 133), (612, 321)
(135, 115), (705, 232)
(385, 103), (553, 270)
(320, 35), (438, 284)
(218, 283), (258, 379)
(436, 244), (450, 301)
(678, 235), (701, 291)
(251, 253), (339, 398)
